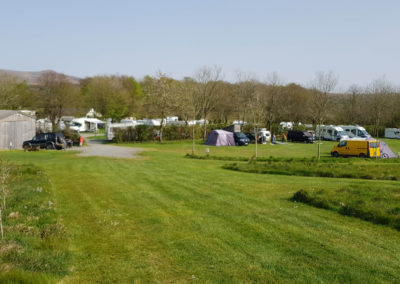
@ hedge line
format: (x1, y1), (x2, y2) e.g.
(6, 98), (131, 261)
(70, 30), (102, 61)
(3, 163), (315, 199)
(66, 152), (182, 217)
(112, 124), (233, 143)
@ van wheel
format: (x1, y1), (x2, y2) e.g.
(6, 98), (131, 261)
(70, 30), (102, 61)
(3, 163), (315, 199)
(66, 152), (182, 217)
(332, 151), (339, 157)
(359, 153), (366, 158)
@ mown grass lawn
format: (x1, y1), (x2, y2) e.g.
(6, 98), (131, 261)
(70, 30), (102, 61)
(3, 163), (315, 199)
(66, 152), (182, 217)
(1, 139), (400, 282)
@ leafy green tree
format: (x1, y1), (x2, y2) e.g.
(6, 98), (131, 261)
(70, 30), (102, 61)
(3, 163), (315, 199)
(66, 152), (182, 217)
(0, 74), (34, 109)
(82, 75), (143, 121)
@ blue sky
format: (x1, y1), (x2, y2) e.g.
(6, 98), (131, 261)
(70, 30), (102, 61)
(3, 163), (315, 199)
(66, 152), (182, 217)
(1, 0), (399, 89)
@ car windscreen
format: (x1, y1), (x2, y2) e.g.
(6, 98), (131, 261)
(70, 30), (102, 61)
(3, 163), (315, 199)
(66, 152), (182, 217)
(235, 133), (247, 139)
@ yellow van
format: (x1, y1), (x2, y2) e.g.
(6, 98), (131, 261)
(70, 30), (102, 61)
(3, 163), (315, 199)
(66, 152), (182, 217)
(331, 139), (380, 158)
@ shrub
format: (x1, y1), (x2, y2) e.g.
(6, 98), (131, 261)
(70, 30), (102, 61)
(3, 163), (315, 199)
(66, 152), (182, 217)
(292, 190), (311, 203)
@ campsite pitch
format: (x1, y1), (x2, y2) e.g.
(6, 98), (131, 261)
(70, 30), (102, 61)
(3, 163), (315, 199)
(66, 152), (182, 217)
(1, 140), (400, 282)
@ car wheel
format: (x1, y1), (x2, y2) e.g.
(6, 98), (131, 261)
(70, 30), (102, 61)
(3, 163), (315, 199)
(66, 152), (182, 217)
(46, 143), (55, 150)
(23, 144), (31, 152)
(332, 151), (339, 157)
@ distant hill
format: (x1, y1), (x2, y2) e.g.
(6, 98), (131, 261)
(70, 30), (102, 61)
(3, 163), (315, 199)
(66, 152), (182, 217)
(0, 69), (81, 85)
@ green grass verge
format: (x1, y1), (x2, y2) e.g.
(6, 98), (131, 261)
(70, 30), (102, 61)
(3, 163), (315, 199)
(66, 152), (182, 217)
(292, 184), (400, 231)
(223, 158), (400, 180)
(0, 163), (69, 282)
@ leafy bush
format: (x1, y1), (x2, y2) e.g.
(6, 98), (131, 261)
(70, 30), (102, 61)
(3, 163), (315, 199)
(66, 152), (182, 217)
(62, 129), (81, 144)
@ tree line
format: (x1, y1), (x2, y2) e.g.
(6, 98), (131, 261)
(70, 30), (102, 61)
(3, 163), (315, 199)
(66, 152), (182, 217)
(0, 67), (399, 138)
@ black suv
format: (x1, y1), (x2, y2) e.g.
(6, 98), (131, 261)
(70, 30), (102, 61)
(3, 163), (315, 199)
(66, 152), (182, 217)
(23, 132), (66, 150)
(287, 130), (315, 143)
(234, 132), (250, 146)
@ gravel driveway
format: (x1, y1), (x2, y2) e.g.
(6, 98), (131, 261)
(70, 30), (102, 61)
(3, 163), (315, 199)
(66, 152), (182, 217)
(74, 135), (143, 159)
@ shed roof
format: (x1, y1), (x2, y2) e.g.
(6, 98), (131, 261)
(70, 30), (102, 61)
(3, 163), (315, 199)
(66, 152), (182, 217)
(0, 110), (34, 121)
(0, 110), (18, 120)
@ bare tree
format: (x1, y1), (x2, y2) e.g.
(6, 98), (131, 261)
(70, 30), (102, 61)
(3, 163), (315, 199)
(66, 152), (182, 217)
(236, 72), (260, 157)
(311, 71), (338, 158)
(340, 84), (363, 124)
(174, 79), (198, 154)
(142, 72), (176, 142)
(262, 72), (283, 133)
(193, 66), (223, 139)
(367, 78), (393, 137)
(38, 71), (78, 130)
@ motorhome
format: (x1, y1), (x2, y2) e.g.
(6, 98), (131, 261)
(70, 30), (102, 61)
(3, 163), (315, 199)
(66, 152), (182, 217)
(331, 139), (380, 158)
(316, 125), (350, 141)
(385, 128), (400, 139)
(339, 125), (371, 138)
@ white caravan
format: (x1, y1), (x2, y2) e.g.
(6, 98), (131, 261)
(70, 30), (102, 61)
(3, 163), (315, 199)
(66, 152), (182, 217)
(70, 118), (104, 132)
(257, 128), (271, 143)
(279, 122), (293, 130)
(385, 128), (400, 139)
(316, 125), (350, 141)
(339, 125), (371, 139)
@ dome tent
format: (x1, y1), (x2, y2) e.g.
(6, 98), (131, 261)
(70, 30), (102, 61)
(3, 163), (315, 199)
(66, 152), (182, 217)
(205, 130), (235, 146)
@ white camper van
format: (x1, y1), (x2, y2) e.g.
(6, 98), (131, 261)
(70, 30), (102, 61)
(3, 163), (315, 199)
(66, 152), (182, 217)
(316, 125), (350, 141)
(385, 128), (400, 139)
(339, 125), (371, 138)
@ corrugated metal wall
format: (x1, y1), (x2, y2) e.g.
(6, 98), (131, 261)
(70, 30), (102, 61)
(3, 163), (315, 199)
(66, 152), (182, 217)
(0, 114), (36, 149)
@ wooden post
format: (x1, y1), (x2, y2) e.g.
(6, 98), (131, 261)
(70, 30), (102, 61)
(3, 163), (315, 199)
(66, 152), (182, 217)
(0, 208), (3, 240)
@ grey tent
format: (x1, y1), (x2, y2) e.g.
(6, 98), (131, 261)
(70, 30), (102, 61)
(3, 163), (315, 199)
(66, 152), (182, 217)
(367, 138), (397, 158)
(380, 140), (396, 158)
(205, 130), (235, 146)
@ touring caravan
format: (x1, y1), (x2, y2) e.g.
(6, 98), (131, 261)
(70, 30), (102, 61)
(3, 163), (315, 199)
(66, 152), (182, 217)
(257, 129), (271, 143)
(385, 128), (400, 139)
(339, 125), (371, 139)
(70, 118), (104, 132)
(316, 125), (350, 141)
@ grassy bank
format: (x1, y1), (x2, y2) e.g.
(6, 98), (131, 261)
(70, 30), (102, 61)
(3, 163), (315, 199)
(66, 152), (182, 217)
(223, 158), (400, 180)
(0, 163), (69, 283)
(292, 184), (400, 231)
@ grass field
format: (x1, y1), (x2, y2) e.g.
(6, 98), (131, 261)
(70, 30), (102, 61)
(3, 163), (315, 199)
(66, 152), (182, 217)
(1, 139), (400, 282)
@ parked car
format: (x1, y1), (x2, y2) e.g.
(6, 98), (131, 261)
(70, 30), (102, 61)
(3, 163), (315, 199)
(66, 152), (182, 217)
(331, 139), (380, 158)
(245, 133), (255, 142)
(287, 130), (315, 143)
(234, 132), (250, 146)
(23, 132), (66, 150)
